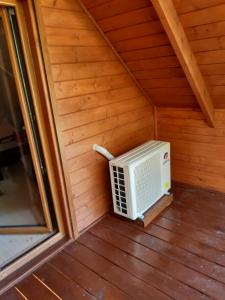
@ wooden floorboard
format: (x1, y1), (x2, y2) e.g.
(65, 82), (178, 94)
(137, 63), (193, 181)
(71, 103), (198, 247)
(0, 289), (23, 300)
(153, 216), (225, 251)
(138, 220), (225, 267)
(100, 216), (225, 284)
(78, 231), (208, 300)
(93, 218), (225, 299)
(35, 263), (96, 299)
(16, 275), (59, 299)
(64, 242), (169, 300)
(2, 183), (225, 299)
(50, 252), (130, 300)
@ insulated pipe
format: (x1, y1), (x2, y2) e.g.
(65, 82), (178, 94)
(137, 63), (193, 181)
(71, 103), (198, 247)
(93, 144), (115, 161)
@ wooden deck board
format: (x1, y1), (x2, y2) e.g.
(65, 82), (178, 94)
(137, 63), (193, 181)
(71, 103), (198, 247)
(78, 232), (208, 300)
(16, 275), (59, 300)
(0, 289), (23, 300)
(2, 184), (225, 299)
(35, 263), (96, 300)
(65, 243), (169, 300)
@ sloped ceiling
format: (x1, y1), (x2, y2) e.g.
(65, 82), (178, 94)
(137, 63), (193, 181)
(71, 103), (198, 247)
(81, 0), (225, 109)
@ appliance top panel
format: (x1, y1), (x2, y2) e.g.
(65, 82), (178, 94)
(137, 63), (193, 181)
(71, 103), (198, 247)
(110, 140), (169, 166)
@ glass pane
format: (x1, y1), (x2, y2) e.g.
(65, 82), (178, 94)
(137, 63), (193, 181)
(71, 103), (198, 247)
(0, 17), (46, 228)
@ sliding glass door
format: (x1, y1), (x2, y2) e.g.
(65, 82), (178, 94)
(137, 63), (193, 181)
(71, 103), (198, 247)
(0, 6), (55, 233)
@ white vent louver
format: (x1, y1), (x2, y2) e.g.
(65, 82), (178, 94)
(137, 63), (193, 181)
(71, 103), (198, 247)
(112, 166), (127, 214)
(109, 140), (171, 220)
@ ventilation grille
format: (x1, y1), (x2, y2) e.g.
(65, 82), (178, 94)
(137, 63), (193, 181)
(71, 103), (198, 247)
(134, 153), (161, 213)
(112, 166), (127, 215)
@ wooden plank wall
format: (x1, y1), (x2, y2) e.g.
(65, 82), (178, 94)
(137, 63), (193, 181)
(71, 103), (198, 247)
(82, 0), (196, 108)
(175, 0), (225, 109)
(37, 0), (154, 233)
(155, 1), (225, 192)
(82, 0), (225, 109)
(157, 107), (225, 193)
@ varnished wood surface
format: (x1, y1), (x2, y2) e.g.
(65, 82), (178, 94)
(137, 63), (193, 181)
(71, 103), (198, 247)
(157, 107), (225, 193)
(81, 0), (225, 109)
(2, 183), (225, 299)
(38, 0), (154, 233)
(151, 0), (215, 127)
(81, 0), (195, 108)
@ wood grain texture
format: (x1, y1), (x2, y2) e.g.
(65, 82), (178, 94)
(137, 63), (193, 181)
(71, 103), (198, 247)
(179, 2), (225, 109)
(78, 231), (208, 300)
(35, 263), (96, 299)
(3, 184), (225, 300)
(38, 0), (154, 233)
(81, 0), (225, 109)
(0, 289), (23, 300)
(65, 242), (170, 300)
(151, 0), (215, 127)
(97, 216), (225, 299)
(16, 275), (58, 299)
(50, 252), (131, 299)
(157, 107), (225, 193)
(81, 0), (196, 108)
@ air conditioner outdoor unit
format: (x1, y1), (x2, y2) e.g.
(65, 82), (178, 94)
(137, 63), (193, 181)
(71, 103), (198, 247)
(109, 140), (171, 220)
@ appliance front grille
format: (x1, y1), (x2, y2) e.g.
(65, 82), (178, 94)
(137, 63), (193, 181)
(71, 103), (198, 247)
(134, 153), (162, 213)
(112, 166), (127, 215)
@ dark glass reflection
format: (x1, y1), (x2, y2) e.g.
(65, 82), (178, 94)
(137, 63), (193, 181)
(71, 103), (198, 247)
(0, 17), (45, 228)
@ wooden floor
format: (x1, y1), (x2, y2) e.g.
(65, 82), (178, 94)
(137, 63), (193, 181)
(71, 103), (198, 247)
(2, 183), (225, 299)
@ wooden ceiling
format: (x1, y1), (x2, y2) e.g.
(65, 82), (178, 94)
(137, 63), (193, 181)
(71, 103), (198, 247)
(81, 0), (225, 110)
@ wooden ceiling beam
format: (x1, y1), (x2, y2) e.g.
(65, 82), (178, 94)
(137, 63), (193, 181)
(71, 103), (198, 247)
(151, 0), (215, 127)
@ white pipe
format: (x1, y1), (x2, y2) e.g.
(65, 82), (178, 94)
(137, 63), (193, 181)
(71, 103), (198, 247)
(93, 144), (115, 161)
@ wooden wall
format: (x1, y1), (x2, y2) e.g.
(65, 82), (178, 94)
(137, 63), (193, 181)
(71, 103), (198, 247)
(37, 0), (154, 233)
(154, 1), (225, 193)
(81, 0), (225, 193)
(157, 107), (225, 193)
(82, 0), (196, 108)
(37, 0), (225, 231)
(82, 0), (225, 109)
(175, 0), (225, 109)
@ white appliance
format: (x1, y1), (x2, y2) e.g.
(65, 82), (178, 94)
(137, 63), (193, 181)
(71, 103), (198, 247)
(109, 140), (171, 220)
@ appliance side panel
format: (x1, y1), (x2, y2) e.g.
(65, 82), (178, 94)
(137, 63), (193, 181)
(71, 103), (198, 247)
(161, 143), (171, 193)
